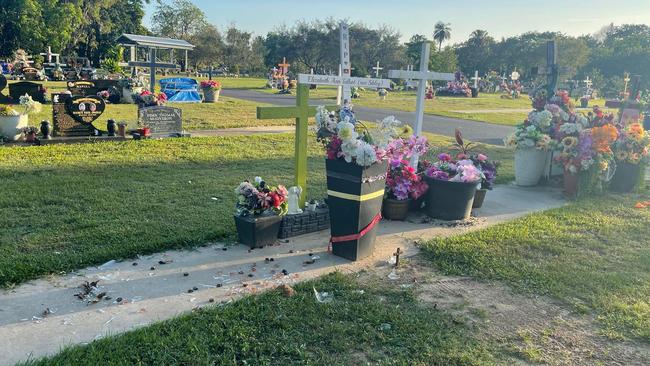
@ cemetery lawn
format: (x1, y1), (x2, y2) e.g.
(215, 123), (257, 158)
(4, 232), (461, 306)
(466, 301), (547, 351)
(0, 133), (514, 287)
(260, 87), (611, 126)
(22, 272), (496, 365)
(422, 192), (650, 341)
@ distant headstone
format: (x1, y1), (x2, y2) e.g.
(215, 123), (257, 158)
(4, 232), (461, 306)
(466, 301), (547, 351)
(52, 93), (96, 137)
(0, 74), (8, 103)
(138, 106), (183, 135)
(67, 80), (121, 97)
(9, 81), (46, 103)
(22, 67), (40, 81)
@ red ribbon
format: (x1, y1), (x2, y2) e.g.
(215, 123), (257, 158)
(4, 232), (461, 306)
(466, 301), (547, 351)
(328, 213), (383, 253)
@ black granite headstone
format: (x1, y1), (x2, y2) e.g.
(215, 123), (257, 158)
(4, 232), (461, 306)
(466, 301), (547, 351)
(52, 93), (102, 137)
(138, 106), (183, 135)
(9, 81), (46, 103)
(65, 96), (106, 124)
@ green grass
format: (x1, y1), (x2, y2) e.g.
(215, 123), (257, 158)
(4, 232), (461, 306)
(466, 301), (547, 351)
(0, 133), (513, 287)
(260, 86), (611, 126)
(421, 193), (650, 340)
(22, 273), (496, 365)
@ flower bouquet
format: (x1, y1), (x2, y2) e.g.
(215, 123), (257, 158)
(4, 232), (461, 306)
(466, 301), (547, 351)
(233, 177), (288, 248)
(315, 105), (403, 260)
(200, 80), (221, 103)
(422, 153), (484, 220)
(133, 90), (167, 108)
(470, 153), (498, 208)
(609, 123), (650, 192)
(382, 137), (429, 219)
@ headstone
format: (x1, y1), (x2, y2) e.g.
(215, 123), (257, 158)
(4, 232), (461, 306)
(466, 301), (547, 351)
(52, 93), (98, 137)
(65, 96), (106, 124)
(22, 67), (40, 81)
(9, 81), (46, 103)
(138, 106), (183, 135)
(0, 74), (8, 103)
(67, 80), (121, 97)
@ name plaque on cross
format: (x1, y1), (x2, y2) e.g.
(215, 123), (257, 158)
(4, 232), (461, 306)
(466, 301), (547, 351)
(298, 74), (391, 89)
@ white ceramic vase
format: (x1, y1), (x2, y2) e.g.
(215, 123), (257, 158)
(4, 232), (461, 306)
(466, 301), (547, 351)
(515, 148), (548, 186)
(0, 115), (28, 141)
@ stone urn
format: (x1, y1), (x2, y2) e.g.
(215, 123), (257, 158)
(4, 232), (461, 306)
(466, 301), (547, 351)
(203, 88), (220, 103)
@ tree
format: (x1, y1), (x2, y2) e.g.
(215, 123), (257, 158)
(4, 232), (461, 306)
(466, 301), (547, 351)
(151, 0), (207, 40)
(433, 22), (451, 51)
(191, 24), (224, 69)
(456, 30), (495, 74)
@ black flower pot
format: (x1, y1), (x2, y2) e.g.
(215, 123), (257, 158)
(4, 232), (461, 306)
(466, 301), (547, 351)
(326, 159), (388, 261)
(472, 189), (488, 209)
(424, 176), (478, 220)
(233, 214), (282, 249)
(40, 120), (51, 140)
(609, 161), (643, 193)
(382, 198), (410, 221)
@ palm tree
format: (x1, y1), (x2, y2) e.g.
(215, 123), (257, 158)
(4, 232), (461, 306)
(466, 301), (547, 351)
(433, 22), (452, 51)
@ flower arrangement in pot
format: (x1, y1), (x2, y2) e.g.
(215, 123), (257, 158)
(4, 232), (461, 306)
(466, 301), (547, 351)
(609, 122), (650, 193)
(20, 126), (40, 143)
(383, 136), (429, 220)
(0, 94), (42, 141)
(200, 80), (221, 103)
(234, 177), (288, 248)
(505, 91), (554, 186)
(423, 153), (484, 221)
(450, 128), (498, 208)
(315, 104), (403, 261)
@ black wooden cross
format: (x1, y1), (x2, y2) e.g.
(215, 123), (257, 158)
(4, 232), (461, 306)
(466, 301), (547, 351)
(128, 48), (177, 91)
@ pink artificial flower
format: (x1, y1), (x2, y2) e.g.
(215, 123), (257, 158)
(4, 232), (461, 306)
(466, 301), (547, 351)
(477, 154), (488, 162)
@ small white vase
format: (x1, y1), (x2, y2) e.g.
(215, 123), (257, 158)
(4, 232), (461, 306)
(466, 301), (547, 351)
(515, 148), (548, 186)
(0, 115), (28, 141)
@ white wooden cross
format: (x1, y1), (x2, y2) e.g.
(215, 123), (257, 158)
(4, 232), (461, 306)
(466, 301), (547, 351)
(583, 76), (593, 89)
(388, 43), (455, 167)
(40, 46), (60, 64)
(471, 70), (481, 89)
(372, 61), (383, 78)
(338, 22), (352, 105)
(624, 73), (631, 95)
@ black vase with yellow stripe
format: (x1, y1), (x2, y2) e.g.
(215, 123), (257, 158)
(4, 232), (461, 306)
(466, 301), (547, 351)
(326, 159), (388, 261)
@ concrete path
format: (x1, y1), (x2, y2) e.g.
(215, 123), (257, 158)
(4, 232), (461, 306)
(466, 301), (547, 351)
(0, 184), (565, 365)
(222, 89), (513, 145)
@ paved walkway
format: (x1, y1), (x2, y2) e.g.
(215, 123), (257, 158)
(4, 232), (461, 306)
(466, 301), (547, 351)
(222, 89), (514, 145)
(0, 184), (565, 365)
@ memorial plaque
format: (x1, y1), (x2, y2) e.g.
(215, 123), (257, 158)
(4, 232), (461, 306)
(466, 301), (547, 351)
(52, 93), (94, 137)
(65, 96), (106, 124)
(138, 106), (183, 135)
(9, 81), (46, 103)
(67, 80), (121, 97)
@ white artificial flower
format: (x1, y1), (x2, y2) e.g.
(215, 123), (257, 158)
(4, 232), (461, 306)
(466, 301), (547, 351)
(254, 176), (263, 184)
(524, 139), (535, 148)
(355, 142), (378, 166)
(337, 121), (357, 141)
(340, 139), (361, 163)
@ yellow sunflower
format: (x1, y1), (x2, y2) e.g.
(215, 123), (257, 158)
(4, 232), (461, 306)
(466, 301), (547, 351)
(561, 136), (578, 151)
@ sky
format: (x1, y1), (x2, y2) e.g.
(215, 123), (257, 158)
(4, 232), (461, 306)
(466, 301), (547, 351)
(144, 0), (650, 43)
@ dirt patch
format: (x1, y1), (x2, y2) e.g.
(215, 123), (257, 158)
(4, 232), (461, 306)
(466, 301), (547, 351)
(357, 258), (650, 366)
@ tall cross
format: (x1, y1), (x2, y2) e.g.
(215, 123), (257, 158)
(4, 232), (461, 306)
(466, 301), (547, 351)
(278, 57), (290, 75)
(372, 61), (383, 78)
(128, 48), (177, 93)
(583, 76), (592, 89)
(40, 46), (59, 64)
(624, 73), (631, 95)
(256, 85), (338, 207)
(388, 43), (455, 167)
(338, 22), (352, 104)
(471, 70), (481, 89)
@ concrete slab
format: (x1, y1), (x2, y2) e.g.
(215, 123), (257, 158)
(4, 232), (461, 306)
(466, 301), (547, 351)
(0, 184), (565, 365)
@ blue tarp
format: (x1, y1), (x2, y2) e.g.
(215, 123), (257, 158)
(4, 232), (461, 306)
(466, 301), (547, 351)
(159, 77), (201, 103)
